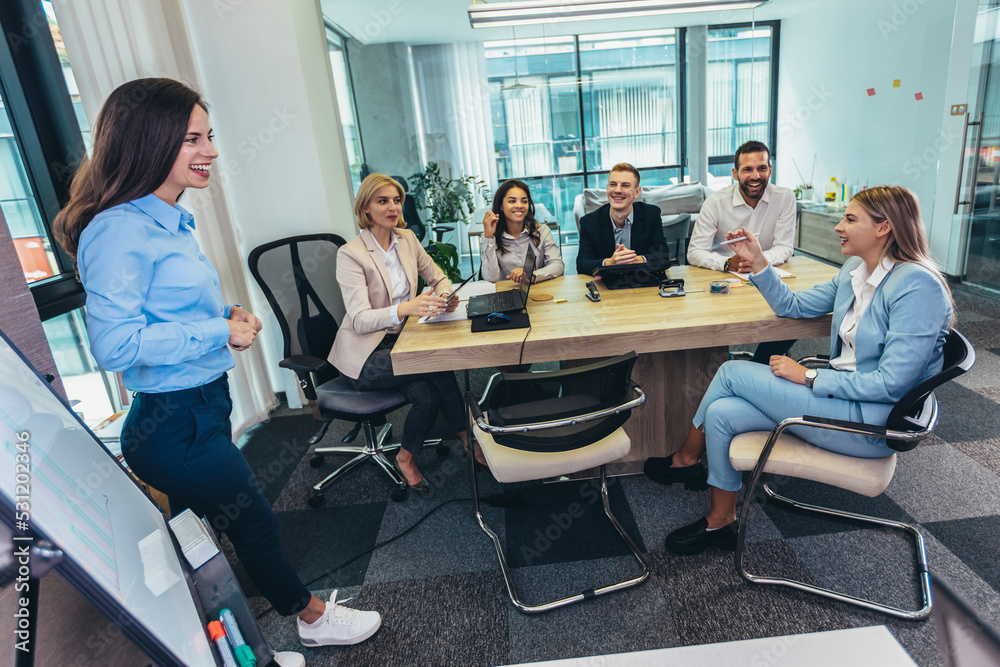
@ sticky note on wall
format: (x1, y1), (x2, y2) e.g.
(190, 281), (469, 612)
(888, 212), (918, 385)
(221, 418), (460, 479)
(893, 79), (901, 88)
(867, 88), (876, 96)
(915, 92), (924, 101)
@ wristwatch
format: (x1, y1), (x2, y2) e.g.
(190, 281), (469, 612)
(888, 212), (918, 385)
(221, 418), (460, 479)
(804, 368), (817, 388)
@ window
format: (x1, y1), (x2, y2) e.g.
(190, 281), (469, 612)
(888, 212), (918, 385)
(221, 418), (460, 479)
(707, 23), (778, 186)
(486, 30), (683, 243)
(325, 25), (365, 193)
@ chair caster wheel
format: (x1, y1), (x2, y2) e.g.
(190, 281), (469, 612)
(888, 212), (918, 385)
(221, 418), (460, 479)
(390, 488), (406, 502)
(307, 492), (325, 508)
(310, 455), (325, 468)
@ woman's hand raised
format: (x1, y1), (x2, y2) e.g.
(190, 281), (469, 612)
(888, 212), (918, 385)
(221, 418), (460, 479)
(726, 227), (769, 275)
(482, 211), (499, 238)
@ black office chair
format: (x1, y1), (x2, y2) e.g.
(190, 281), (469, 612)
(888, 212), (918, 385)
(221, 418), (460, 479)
(391, 175), (426, 242)
(730, 329), (975, 619)
(247, 234), (446, 507)
(661, 213), (691, 265)
(466, 352), (650, 613)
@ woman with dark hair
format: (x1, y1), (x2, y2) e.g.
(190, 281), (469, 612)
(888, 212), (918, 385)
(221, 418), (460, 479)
(329, 173), (486, 487)
(644, 185), (954, 555)
(480, 179), (564, 283)
(53, 78), (380, 659)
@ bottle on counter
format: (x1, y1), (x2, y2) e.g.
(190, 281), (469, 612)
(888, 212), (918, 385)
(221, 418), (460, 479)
(825, 177), (840, 203)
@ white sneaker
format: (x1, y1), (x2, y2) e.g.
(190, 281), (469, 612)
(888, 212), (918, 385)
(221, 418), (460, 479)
(273, 651), (306, 667)
(297, 590), (382, 647)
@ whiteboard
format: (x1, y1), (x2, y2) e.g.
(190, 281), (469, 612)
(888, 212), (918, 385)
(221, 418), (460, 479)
(0, 331), (214, 667)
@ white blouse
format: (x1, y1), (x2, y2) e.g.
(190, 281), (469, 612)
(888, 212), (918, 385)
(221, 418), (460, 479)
(367, 229), (410, 330)
(829, 257), (896, 371)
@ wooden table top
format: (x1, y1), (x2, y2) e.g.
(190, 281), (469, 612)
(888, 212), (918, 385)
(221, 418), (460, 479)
(391, 256), (840, 374)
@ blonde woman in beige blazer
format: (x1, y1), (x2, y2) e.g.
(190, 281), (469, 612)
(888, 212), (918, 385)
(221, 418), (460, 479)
(329, 174), (482, 491)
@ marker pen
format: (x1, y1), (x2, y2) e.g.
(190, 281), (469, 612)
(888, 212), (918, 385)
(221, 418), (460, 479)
(219, 609), (256, 667)
(207, 621), (239, 667)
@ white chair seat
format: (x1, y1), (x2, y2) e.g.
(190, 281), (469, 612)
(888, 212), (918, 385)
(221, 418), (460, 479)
(473, 420), (631, 484)
(729, 431), (896, 498)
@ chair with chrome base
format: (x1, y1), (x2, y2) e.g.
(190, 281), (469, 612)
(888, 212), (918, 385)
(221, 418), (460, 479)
(729, 329), (975, 619)
(248, 234), (446, 507)
(466, 352), (650, 614)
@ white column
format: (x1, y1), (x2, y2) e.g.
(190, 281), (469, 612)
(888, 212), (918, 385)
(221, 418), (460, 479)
(686, 26), (709, 186)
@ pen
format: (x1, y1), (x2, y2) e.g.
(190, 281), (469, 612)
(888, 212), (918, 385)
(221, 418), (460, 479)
(208, 621), (239, 667)
(719, 236), (749, 246)
(219, 609), (256, 667)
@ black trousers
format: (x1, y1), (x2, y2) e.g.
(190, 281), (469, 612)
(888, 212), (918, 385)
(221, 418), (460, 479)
(352, 335), (466, 454)
(121, 375), (311, 616)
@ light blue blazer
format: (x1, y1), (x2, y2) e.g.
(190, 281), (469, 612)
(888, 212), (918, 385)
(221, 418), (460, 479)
(750, 257), (952, 426)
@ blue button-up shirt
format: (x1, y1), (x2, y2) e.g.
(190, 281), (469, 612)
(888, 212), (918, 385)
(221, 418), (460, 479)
(77, 194), (235, 393)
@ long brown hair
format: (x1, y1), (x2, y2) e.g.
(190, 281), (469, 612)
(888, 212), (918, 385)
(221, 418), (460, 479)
(53, 78), (207, 258)
(491, 179), (540, 255)
(852, 185), (955, 327)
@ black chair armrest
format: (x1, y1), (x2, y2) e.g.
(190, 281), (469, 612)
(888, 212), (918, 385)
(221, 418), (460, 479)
(797, 355), (830, 369)
(280, 355), (329, 374)
(800, 415), (925, 452)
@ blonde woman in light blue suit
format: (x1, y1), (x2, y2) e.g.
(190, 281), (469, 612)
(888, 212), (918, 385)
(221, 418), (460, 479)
(643, 185), (954, 555)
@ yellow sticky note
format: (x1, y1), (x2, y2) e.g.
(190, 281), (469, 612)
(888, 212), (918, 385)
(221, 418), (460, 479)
(893, 79), (901, 88)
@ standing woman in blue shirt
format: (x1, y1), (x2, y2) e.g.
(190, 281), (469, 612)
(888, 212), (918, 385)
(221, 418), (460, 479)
(53, 78), (380, 652)
(480, 179), (564, 283)
(643, 185), (953, 554)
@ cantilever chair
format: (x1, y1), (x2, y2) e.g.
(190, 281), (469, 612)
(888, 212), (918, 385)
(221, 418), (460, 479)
(730, 329), (975, 619)
(248, 234), (446, 507)
(467, 352), (650, 614)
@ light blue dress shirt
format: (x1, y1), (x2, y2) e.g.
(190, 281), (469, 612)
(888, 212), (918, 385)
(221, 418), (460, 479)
(612, 209), (634, 250)
(77, 193), (236, 393)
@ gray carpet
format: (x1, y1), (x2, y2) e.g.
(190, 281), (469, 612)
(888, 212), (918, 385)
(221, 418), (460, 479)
(225, 284), (1000, 667)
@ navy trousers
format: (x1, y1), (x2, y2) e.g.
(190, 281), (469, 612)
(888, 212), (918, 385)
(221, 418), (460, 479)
(120, 375), (311, 616)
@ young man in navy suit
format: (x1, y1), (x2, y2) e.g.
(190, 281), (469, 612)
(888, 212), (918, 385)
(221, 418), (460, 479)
(576, 163), (668, 275)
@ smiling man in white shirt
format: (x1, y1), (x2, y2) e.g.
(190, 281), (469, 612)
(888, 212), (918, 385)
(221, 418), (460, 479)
(687, 140), (796, 274)
(688, 140), (798, 363)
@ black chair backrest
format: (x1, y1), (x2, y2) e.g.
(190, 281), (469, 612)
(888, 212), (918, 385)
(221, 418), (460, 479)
(480, 351), (639, 452)
(392, 174), (426, 242)
(247, 234), (347, 381)
(885, 329), (975, 451)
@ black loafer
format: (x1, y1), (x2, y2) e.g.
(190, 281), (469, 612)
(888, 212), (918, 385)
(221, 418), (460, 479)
(643, 454), (708, 491)
(664, 517), (737, 555)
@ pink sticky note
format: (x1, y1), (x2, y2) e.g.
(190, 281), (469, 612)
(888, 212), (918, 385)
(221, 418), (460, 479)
(914, 92), (924, 101)
(867, 88), (876, 96)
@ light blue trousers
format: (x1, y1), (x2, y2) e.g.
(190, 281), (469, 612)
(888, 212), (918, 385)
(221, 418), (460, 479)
(693, 361), (894, 492)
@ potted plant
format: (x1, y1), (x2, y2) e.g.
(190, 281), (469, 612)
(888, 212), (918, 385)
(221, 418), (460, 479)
(408, 162), (489, 282)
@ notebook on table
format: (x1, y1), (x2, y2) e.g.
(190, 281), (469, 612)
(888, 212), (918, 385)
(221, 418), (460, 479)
(467, 244), (536, 318)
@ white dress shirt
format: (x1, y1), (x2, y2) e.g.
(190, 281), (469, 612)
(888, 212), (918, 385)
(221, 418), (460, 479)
(480, 223), (564, 282)
(367, 229), (410, 330)
(687, 182), (797, 271)
(829, 257), (896, 371)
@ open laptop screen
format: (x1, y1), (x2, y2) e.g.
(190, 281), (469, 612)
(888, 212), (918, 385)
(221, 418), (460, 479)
(518, 244), (536, 305)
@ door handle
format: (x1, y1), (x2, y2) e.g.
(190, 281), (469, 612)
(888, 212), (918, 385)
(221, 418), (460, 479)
(955, 111), (984, 215)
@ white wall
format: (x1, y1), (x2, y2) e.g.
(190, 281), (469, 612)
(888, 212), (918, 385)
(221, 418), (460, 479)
(775, 0), (969, 273)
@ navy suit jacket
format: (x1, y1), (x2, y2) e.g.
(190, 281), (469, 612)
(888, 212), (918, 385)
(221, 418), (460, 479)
(750, 257), (952, 426)
(576, 201), (667, 275)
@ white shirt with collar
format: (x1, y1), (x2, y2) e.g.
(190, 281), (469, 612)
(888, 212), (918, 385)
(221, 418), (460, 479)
(829, 257), (897, 371)
(366, 228), (410, 329)
(480, 223), (564, 282)
(687, 182), (797, 271)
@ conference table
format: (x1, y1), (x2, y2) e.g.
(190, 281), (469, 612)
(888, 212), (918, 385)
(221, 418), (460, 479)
(391, 256), (840, 475)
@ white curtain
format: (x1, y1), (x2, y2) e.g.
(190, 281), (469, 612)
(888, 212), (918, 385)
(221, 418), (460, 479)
(411, 42), (498, 251)
(54, 0), (276, 439)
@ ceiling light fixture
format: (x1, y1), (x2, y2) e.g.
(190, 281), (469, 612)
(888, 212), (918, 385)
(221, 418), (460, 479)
(469, 0), (768, 28)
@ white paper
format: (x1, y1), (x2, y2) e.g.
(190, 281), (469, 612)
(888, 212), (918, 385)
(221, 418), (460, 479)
(418, 281), (496, 323)
(730, 266), (794, 281)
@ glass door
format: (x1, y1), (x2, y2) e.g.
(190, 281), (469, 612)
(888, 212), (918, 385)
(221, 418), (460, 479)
(962, 0), (1000, 290)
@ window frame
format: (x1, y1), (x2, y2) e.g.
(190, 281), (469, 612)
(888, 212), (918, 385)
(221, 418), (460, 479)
(323, 20), (367, 192)
(705, 20), (781, 173)
(0, 1), (88, 319)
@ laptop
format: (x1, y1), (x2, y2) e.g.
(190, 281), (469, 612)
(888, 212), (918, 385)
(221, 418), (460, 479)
(467, 244), (536, 318)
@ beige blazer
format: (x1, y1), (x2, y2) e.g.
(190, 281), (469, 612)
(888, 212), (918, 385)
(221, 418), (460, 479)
(329, 228), (452, 379)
